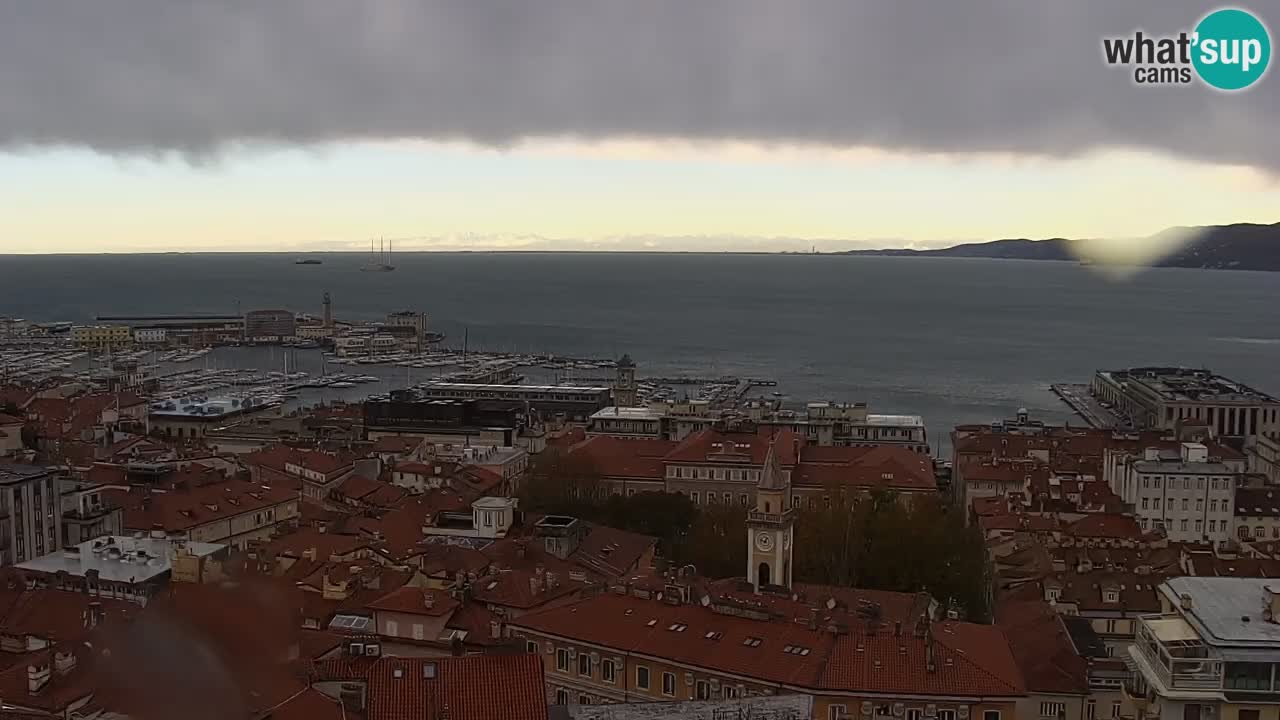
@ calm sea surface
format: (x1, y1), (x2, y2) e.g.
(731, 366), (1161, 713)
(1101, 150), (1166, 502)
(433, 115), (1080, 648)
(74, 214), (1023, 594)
(2, 253), (1278, 451)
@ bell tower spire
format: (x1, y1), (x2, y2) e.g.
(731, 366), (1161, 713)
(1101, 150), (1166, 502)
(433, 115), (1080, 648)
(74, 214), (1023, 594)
(746, 436), (795, 593)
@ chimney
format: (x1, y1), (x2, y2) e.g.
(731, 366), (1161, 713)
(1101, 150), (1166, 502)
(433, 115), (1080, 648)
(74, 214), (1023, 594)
(807, 608), (819, 631)
(87, 601), (103, 629)
(546, 572), (559, 589)
(302, 547), (318, 562)
(894, 621), (902, 637)
(529, 576), (540, 597)
(1266, 586), (1280, 623)
(489, 620), (502, 639)
(53, 650), (76, 676)
(1180, 593), (1195, 611)
(450, 635), (463, 657)
(26, 662), (51, 694)
(424, 591), (435, 610)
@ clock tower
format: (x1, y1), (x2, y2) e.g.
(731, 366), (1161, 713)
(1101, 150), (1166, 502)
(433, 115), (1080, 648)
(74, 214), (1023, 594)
(746, 437), (795, 593)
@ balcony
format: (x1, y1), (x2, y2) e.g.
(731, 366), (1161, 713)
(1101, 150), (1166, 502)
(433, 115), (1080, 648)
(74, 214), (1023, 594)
(1128, 616), (1223, 696)
(747, 508), (796, 525)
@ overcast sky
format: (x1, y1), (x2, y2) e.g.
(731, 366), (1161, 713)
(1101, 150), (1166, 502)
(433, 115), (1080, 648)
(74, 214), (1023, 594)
(0, 1), (1276, 252)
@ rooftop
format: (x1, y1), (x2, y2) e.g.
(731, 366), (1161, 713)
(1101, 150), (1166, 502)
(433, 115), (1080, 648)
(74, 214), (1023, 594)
(1162, 577), (1280, 648)
(1102, 367), (1278, 404)
(865, 414), (926, 428)
(148, 395), (278, 419)
(0, 463), (49, 485)
(16, 535), (225, 584)
(589, 406), (665, 421)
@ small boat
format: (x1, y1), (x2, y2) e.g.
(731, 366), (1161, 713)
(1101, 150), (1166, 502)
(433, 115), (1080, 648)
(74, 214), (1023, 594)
(329, 381), (356, 388)
(295, 258), (323, 265)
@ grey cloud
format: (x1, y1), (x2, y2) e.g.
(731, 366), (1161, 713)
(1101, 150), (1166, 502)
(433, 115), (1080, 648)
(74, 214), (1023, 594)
(0, 0), (1275, 168)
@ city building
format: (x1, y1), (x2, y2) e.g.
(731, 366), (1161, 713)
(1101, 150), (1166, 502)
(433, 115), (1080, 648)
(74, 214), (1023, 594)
(407, 383), (613, 421)
(70, 324), (131, 350)
(1249, 435), (1280, 484)
(60, 479), (125, 547)
(0, 464), (62, 565)
(132, 327), (168, 344)
(589, 399), (929, 452)
(1108, 442), (1244, 544)
(15, 534), (227, 604)
(106, 477), (300, 549)
(612, 354), (637, 407)
(244, 309), (297, 339)
(147, 394), (281, 439)
(0, 413), (22, 456)
(1092, 368), (1280, 444)
(1233, 487), (1280, 542)
(1126, 576), (1280, 720)
(95, 314), (245, 347)
(511, 460), (1020, 716)
(386, 310), (428, 352)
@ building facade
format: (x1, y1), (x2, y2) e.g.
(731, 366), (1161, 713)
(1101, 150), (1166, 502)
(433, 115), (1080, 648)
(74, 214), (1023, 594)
(1127, 577), (1280, 720)
(71, 324), (131, 350)
(1109, 443), (1243, 544)
(1092, 368), (1280, 444)
(244, 309), (297, 339)
(0, 465), (62, 565)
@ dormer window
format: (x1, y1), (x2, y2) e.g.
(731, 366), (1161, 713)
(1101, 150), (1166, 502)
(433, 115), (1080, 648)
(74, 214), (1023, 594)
(1104, 590), (1120, 603)
(1046, 588), (1061, 602)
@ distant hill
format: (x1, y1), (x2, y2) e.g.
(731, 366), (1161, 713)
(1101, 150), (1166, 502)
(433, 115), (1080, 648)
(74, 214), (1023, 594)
(841, 222), (1280, 271)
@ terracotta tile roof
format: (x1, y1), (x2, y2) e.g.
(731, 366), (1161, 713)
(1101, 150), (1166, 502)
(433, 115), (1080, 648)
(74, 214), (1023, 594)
(337, 475), (407, 508)
(1064, 514), (1144, 540)
(289, 449), (358, 476)
(316, 654), (548, 720)
(568, 435), (676, 480)
(0, 385), (35, 409)
(419, 545), (490, 579)
(394, 462), (435, 475)
(470, 569), (582, 610)
(0, 414), (22, 426)
(995, 600), (1088, 694)
(571, 525), (657, 579)
(116, 478), (297, 533)
(794, 446), (936, 492)
(366, 587), (459, 618)
(0, 590), (137, 644)
(299, 629), (346, 661)
(0, 645), (96, 714)
(1236, 487), (1280, 518)
(512, 592), (1021, 698)
(244, 444), (306, 473)
(666, 429), (801, 466)
(444, 602), (508, 647)
(370, 492), (471, 560)
(267, 688), (348, 720)
(266, 527), (371, 560)
(453, 466), (505, 495)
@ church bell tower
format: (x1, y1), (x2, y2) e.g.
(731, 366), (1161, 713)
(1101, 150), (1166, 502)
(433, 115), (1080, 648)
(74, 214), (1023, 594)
(746, 437), (795, 593)
(613, 354), (637, 407)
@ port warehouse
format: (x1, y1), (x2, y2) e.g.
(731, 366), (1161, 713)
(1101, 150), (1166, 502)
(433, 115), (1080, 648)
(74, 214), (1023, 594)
(96, 315), (245, 345)
(367, 384), (613, 429)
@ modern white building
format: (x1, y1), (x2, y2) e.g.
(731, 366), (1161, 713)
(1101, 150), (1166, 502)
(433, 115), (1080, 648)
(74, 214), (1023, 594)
(1127, 577), (1280, 720)
(133, 328), (167, 344)
(1111, 442), (1244, 544)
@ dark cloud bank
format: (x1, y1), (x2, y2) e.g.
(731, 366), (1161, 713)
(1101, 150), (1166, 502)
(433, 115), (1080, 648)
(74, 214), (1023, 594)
(0, 0), (1274, 168)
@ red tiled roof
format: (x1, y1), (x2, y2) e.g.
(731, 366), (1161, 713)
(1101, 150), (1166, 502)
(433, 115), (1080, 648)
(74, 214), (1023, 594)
(394, 462), (434, 476)
(316, 654), (548, 720)
(116, 478), (297, 533)
(366, 587), (458, 618)
(267, 688), (348, 720)
(512, 592), (1022, 698)
(1064, 514), (1144, 540)
(568, 435), (676, 480)
(373, 436), (421, 454)
(0, 590), (137, 644)
(244, 445), (305, 473)
(266, 527), (370, 561)
(337, 475), (406, 507)
(470, 569), (581, 610)
(995, 600), (1088, 695)
(665, 429), (800, 466)
(794, 446), (935, 492)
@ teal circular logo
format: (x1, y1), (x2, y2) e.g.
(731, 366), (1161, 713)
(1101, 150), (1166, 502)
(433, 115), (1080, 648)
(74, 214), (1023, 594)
(1192, 8), (1271, 90)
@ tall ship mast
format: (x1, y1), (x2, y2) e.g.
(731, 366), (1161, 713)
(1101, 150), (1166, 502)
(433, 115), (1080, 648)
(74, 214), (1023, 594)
(361, 236), (396, 272)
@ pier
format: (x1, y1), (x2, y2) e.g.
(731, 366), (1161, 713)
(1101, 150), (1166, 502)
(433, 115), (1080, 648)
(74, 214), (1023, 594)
(1050, 383), (1132, 430)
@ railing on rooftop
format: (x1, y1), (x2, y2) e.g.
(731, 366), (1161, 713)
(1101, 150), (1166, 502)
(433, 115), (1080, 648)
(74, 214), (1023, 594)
(747, 509), (796, 524)
(1132, 616), (1222, 691)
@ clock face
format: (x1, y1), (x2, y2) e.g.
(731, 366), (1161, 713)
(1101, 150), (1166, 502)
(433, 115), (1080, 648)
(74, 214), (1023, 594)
(756, 532), (774, 552)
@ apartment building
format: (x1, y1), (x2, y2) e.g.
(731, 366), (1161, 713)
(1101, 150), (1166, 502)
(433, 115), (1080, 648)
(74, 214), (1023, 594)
(110, 478), (299, 549)
(0, 464), (62, 565)
(1109, 443), (1244, 544)
(1127, 577), (1280, 720)
(70, 324), (131, 350)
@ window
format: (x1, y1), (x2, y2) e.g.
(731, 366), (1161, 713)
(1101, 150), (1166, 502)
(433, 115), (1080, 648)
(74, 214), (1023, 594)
(1239, 711), (1260, 720)
(1040, 702), (1065, 718)
(1141, 498), (1149, 510)
(1198, 478), (1205, 490)
(602, 659), (616, 683)
(1142, 478), (1149, 489)
(1086, 701), (1096, 720)
(691, 492), (700, 505)
(385, 620), (398, 636)
(555, 689), (569, 705)
(985, 712), (1001, 720)
(662, 672), (676, 697)
(723, 492), (731, 504)
(635, 665), (650, 690)
(578, 695), (591, 705)
(724, 685), (738, 699)
(1111, 702), (1121, 718)
(1182, 498), (1189, 511)
(578, 653), (591, 676)
(708, 493), (717, 504)
(739, 493), (748, 505)
(1196, 498), (1203, 511)
(695, 680), (710, 700)
(1195, 520), (1203, 533)
(556, 648), (570, 672)
(829, 706), (848, 720)
(526, 641), (538, 654)
(1211, 500), (1219, 512)
(1180, 519), (1188, 531)
(1225, 662), (1272, 691)
(1258, 526), (1267, 538)
(1105, 619), (1117, 633)
(412, 623), (424, 640)
(908, 711), (922, 720)
(939, 711), (956, 720)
